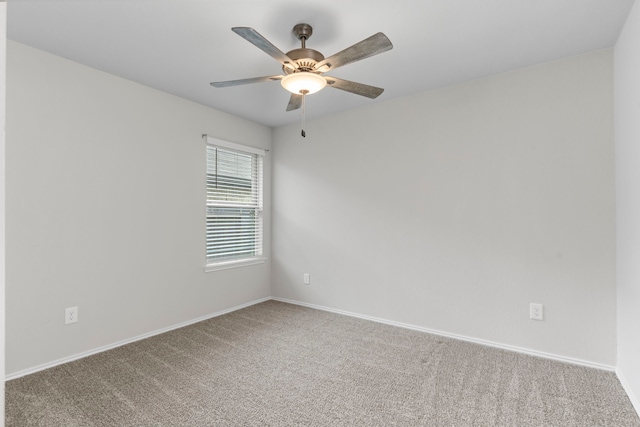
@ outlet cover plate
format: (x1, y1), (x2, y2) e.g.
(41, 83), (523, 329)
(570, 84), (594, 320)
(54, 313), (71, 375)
(530, 303), (543, 321)
(65, 306), (78, 324)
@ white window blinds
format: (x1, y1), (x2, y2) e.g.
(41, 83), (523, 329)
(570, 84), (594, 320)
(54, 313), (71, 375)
(205, 137), (264, 267)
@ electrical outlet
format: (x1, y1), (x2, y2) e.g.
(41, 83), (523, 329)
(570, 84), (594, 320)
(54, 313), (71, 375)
(303, 273), (310, 285)
(530, 303), (543, 321)
(65, 306), (78, 324)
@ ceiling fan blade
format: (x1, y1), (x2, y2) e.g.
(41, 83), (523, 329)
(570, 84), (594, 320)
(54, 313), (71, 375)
(210, 75), (284, 88)
(324, 76), (384, 99)
(232, 27), (295, 68)
(286, 93), (303, 111)
(315, 32), (392, 72)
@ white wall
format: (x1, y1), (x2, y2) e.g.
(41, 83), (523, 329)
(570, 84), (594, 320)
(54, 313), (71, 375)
(615, 0), (640, 413)
(5, 41), (272, 376)
(272, 50), (616, 366)
(1, 4), (6, 425)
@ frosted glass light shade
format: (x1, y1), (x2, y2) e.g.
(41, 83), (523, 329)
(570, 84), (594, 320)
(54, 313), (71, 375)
(281, 72), (327, 95)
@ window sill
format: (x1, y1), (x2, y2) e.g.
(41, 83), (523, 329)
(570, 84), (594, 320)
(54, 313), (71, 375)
(204, 257), (267, 272)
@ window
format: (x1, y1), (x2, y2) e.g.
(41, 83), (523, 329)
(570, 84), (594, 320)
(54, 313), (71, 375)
(204, 136), (265, 271)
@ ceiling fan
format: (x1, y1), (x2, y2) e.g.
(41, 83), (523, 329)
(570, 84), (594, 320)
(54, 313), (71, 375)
(210, 23), (393, 114)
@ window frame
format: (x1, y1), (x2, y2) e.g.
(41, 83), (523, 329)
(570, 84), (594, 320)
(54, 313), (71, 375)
(204, 136), (267, 272)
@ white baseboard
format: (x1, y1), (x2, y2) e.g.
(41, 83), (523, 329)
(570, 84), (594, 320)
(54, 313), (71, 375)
(271, 297), (616, 372)
(617, 368), (640, 418)
(6, 295), (618, 382)
(5, 297), (271, 381)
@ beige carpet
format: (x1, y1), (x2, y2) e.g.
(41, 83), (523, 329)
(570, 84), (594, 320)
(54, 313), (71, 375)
(6, 300), (640, 426)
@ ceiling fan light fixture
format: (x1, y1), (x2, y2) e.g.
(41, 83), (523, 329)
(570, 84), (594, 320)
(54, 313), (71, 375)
(281, 72), (326, 95)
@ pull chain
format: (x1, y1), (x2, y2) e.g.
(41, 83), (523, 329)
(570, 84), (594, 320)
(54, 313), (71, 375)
(300, 89), (308, 138)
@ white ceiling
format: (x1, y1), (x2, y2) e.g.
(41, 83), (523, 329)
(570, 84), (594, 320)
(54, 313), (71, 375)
(7, 0), (636, 128)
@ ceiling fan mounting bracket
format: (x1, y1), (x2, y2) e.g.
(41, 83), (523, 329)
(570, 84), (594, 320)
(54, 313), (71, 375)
(292, 23), (313, 42)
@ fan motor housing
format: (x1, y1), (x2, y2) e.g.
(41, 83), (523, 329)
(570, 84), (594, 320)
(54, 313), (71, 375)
(283, 48), (325, 74)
